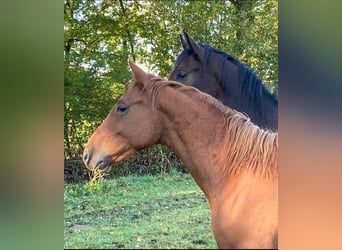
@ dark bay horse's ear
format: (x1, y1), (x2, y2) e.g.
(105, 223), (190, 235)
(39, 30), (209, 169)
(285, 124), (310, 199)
(128, 57), (148, 85)
(183, 32), (204, 61)
(180, 31), (189, 49)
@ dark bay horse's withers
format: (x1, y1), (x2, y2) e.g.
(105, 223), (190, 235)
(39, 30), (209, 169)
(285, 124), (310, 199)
(169, 32), (278, 131)
(83, 59), (278, 249)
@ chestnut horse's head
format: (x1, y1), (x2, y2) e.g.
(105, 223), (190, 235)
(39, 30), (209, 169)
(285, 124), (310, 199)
(83, 59), (162, 172)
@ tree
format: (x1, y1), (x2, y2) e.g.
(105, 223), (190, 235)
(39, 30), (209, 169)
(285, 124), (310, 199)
(64, 0), (278, 165)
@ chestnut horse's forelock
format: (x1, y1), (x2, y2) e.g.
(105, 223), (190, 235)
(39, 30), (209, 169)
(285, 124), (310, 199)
(139, 77), (278, 179)
(143, 76), (190, 111)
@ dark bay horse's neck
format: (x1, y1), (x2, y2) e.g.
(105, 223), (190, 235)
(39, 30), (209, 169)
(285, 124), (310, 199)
(222, 88), (278, 131)
(209, 52), (278, 131)
(157, 88), (229, 198)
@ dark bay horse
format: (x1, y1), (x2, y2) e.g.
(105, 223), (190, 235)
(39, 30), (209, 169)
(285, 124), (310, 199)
(169, 32), (278, 131)
(83, 59), (278, 249)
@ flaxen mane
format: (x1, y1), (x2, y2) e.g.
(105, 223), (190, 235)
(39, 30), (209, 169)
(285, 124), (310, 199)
(141, 77), (278, 178)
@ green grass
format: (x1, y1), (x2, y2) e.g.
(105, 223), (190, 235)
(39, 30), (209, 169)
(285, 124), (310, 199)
(64, 173), (217, 249)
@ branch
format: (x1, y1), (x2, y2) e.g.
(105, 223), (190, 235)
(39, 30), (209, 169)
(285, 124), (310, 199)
(119, 0), (135, 60)
(229, 0), (237, 6)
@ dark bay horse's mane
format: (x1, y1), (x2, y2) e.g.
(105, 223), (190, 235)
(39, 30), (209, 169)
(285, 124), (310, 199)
(177, 43), (278, 117)
(141, 76), (278, 178)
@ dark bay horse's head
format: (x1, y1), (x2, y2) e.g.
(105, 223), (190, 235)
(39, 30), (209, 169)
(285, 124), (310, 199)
(169, 32), (225, 101)
(83, 59), (162, 172)
(169, 32), (278, 131)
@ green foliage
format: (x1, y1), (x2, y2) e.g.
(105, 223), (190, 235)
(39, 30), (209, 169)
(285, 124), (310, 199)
(64, 0), (278, 172)
(64, 174), (216, 249)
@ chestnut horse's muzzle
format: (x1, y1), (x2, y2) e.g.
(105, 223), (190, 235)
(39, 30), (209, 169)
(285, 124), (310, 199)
(83, 148), (111, 171)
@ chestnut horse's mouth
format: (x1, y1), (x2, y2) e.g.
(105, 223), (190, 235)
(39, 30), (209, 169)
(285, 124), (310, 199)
(97, 148), (136, 173)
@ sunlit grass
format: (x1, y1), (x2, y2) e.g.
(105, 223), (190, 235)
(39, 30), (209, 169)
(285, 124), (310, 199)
(64, 173), (216, 249)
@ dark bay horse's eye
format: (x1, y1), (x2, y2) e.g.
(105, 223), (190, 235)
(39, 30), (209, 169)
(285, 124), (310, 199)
(177, 71), (187, 79)
(116, 105), (128, 114)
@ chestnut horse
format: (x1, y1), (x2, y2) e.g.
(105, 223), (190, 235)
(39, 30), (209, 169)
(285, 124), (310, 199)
(169, 32), (278, 131)
(83, 59), (278, 249)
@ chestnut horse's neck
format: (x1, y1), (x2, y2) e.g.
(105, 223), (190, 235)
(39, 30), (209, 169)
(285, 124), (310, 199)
(150, 81), (278, 199)
(157, 90), (226, 198)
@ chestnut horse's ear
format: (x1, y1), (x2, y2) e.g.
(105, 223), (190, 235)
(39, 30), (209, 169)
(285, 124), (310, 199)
(183, 32), (204, 61)
(128, 57), (148, 84)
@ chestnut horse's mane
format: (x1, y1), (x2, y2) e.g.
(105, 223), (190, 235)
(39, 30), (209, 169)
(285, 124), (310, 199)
(140, 75), (278, 178)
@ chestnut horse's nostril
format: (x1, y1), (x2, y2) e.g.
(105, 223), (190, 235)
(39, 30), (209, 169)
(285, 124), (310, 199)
(83, 150), (92, 165)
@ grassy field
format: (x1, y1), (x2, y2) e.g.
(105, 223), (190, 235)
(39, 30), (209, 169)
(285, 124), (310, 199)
(64, 172), (216, 249)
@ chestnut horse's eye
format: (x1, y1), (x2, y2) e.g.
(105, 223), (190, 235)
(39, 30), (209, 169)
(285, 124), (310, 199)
(177, 71), (187, 79)
(116, 105), (128, 114)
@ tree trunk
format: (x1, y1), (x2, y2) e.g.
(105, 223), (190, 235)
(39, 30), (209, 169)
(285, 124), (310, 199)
(119, 0), (136, 60)
(230, 0), (256, 56)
